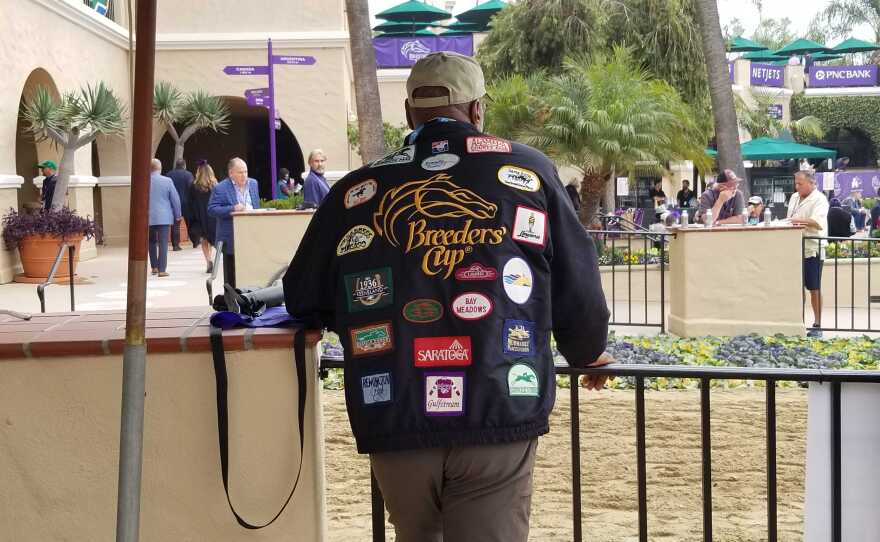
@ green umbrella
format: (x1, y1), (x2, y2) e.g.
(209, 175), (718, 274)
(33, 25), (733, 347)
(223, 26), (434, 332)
(728, 36), (767, 52)
(831, 37), (880, 53)
(376, 29), (438, 37)
(774, 38), (830, 56)
(439, 20), (488, 32)
(455, 0), (508, 24)
(742, 50), (787, 62)
(706, 137), (836, 160)
(373, 20), (429, 32)
(376, 0), (451, 23)
(811, 51), (844, 62)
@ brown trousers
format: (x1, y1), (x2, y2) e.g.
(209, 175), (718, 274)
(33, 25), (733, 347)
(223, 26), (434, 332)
(370, 438), (538, 542)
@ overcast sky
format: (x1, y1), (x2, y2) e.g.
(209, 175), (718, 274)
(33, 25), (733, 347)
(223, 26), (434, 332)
(367, 0), (875, 41)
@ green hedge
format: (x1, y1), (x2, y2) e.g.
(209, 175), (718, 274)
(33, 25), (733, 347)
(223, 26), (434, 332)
(791, 94), (880, 161)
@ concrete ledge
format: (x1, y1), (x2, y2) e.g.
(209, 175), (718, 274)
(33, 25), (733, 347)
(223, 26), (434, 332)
(96, 175), (131, 186)
(668, 313), (806, 338)
(0, 174), (24, 188)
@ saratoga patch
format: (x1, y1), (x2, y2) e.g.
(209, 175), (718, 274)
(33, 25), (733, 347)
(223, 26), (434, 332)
(372, 145), (415, 168)
(414, 336), (472, 367)
(502, 257), (533, 304)
(497, 165), (540, 192)
(344, 267), (393, 312)
(349, 322), (394, 357)
(425, 372), (466, 416)
(403, 298), (444, 323)
(336, 225), (375, 256)
(344, 179), (378, 209)
(467, 136), (512, 154)
(503, 319), (535, 355)
(431, 140), (449, 154)
(451, 292), (493, 320)
(361, 372), (392, 405)
(421, 153), (460, 171)
(508, 364), (539, 397)
(454, 262), (498, 281)
(373, 174), (507, 279)
(512, 205), (547, 247)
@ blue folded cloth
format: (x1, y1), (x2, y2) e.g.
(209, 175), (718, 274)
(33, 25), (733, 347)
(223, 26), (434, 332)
(210, 306), (303, 330)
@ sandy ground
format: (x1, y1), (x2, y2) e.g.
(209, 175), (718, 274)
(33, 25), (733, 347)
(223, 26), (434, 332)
(323, 387), (808, 542)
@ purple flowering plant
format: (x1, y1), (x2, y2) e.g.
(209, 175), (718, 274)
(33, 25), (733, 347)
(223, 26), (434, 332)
(2, 208), (99, 250)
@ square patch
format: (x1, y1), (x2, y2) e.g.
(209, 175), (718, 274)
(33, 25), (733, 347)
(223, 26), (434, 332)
(361, 372), (392, 405)
(414, 336), (473, 367)
(349, 322), (394, 357)
(431, 140), (449, 154)
(508, 363), (539, 397)
(503, 319), (535, 355)
(344, 267), (393, 312)
(512, 205), (547, 247)
(467, 136), (512, 154)
(425, 372), (466, 416)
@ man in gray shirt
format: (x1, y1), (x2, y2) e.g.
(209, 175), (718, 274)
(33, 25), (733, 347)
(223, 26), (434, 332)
(696, 169), (746, 225)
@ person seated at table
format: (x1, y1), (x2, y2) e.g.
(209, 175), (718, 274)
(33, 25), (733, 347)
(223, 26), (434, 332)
(747, 195), (765, 225)
(648, 179), (666, 207)
(696, 169), (745, 225)
(828, 198), (856, 238)
(843, 189), (868, 232)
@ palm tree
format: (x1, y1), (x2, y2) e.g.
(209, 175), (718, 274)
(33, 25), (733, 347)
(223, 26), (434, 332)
(694, 0), (745, 179)
(819, 0), (880, 44)
(20, 82), (126, 210)
(345, 0), (386, 163)
(152, 82), (230, 163)
(735, 93), (826, 142)
(489, 48), (711, 224)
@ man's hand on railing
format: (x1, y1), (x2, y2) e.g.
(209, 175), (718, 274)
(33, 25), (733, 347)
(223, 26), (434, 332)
(579, 351), (615, 391)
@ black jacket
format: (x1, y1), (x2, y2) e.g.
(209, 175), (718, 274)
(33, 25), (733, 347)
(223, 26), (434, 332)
(828, 207), (854, 238)
(167, 168), (194, 218)
(283, 119), (609, 454)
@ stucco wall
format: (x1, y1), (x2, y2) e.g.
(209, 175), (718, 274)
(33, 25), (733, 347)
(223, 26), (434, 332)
(232, 210), (314, 287)
(156, 0), (345, 33)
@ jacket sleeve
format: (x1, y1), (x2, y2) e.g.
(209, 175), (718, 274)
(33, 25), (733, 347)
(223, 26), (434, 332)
(208, 185), (234, 218)
(283, 199), (338, 331)
(168, 183), (181, 220)
(251, 181), (261, 209)
(545, 170), (610, 368)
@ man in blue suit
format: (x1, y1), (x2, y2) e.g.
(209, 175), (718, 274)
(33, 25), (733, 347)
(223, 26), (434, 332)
(148, 159), (181, 277)
(208, 157), (260, 288)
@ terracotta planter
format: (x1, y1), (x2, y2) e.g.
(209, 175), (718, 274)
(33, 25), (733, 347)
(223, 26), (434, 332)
(16, 235), (83, 280)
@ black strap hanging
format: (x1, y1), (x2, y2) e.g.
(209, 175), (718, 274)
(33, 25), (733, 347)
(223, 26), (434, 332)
(209, 325), (307, 529)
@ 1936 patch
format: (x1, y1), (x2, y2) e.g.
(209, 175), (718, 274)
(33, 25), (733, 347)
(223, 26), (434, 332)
(344, 267), (393, 312)
(349, 322), (394, 357)
(344, 179), (378, 209)
(336, 225), (375, 256)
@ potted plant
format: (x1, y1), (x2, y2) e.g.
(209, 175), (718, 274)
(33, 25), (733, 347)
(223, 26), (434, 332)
(2, 208), (99, 282)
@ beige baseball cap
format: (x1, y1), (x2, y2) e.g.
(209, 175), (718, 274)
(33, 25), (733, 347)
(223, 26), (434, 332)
(406, 52), (486, 108)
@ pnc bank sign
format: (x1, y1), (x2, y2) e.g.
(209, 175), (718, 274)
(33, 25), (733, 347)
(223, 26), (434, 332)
(809, 65), (878, 88)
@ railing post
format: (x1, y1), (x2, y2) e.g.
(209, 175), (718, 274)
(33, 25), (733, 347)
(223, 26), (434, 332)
(370, 467), (385, 542)
(570, 377), (583, 542)
(660, 235), (666, 334)
(831, 381), (842, 542)
(766, 380), (777, 542)
(700, 377), (713, 542)
(68, 244), (76, 312)
(635, 377), (648, 542)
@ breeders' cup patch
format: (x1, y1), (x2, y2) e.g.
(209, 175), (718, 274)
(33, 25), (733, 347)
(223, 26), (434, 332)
(403, 298), (444, 323)
(371, 145), (415, 168)
(467, 136), (512, 154)
(503, 319), (535, 355)
(421, 153), (460, 171)
(512, 205), (547, 247)
(344, 267), (393, 312)
(508, 363), (539, 397)
(431, 140), (449, 154)
(497, 165), (540, 192)
(344, 179), (378, 209)
(361, 372), (392, 405)
(424, 372), (466, 416)
(502, 257), (533, 304)
(414, 336), (472, 367)
(349, 321), (394, 357)
(451, 292), (493, 321)
(336, 225), (375, 256)
(454, 262), (498, 281)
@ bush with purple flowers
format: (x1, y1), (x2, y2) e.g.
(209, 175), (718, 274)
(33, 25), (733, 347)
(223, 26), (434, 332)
(2, 208), (99, 251)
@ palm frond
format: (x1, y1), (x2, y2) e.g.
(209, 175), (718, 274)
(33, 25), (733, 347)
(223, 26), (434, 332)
(181, 90), (231, 133)
(153, 81), (183, 126)
(19, 86), (64, 141)
(72, 82), (126, 137)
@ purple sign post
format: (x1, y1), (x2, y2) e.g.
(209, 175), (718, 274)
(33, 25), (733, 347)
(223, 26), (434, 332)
(750, 63), (784, 87)
(809, 65), (878, 88)
(223, 40), (316, 199)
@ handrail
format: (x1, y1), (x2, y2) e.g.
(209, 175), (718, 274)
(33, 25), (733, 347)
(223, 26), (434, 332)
(37, 243), (76, 314)
(600, 213), (652, 233)
(206, 241), (225, 304)
(0, 309), (32, 321)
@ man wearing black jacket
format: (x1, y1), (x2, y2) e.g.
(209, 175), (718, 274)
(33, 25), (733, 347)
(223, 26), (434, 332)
(283, 52), (610, 541)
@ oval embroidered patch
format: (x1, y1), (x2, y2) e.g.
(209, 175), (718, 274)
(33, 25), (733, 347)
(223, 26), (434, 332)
(403, 299), (444, 323)
(451, 292), (493, 320)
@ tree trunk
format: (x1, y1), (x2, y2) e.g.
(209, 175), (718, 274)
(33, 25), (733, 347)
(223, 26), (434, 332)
(345, 0), (386, 163)
(578, 172), (610, 227)
(174, 142), (185, 164)
(50, 145), (79, 210)
(694, 0), (745, 180)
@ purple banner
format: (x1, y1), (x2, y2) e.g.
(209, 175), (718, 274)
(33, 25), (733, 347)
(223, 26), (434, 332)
(374, 35), (474, 68)
(809, 65), (878, 88)
(223, 65), (269, 76)
(750, 63), (784, 87)
(247, 95), (271, 107)
(245, 87), (268, 98)
(833, 170), (880, 199)
(729, 61), (734, 82)
(272, 55), (316, 66)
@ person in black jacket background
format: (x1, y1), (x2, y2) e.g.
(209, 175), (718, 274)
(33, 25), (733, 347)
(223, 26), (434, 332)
(283, 52), (611, 542)
(167, 159), (196, 250)
(828, 198), (855, 238)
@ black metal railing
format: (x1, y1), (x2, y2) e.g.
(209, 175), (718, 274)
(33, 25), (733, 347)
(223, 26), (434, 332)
(599, 213), (652, 234)
(318, 358), (880, 542)
(37, 243), (76, 313)
(206, 241), (225, 304)
(588, 230), (670, 332)
(803, 235), (880, 332)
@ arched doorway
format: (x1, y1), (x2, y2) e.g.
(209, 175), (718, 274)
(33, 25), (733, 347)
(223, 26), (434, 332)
(816, 127), (875, 168)
(154, 96), (304, 200)
(15, 68), (61, 209)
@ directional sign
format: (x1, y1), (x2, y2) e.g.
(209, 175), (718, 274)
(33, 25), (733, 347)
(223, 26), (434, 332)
(274, 118), (282, 130)
(247, 94), (272, 107)
(223, 65), (269, 76)
(272, 55), (316, 66)
(244, 87), (269, 98)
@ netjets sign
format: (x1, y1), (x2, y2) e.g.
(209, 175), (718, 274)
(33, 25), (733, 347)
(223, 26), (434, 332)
(750, 63), (784, 87)
(809, 65), (878, 88)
